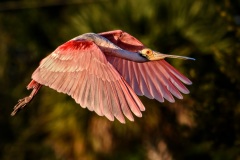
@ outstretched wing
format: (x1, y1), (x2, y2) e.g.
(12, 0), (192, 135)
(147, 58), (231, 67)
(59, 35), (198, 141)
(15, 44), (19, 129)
(99, 30), (192, 102)
(32, 39), (145, 123)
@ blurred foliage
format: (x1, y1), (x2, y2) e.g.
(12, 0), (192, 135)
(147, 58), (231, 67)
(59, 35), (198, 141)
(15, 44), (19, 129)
(0, 0), (240, 159)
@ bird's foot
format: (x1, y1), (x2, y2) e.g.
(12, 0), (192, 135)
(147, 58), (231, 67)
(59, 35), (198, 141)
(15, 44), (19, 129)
(11, 80), (42, 116)
(11, 96), (32, 116)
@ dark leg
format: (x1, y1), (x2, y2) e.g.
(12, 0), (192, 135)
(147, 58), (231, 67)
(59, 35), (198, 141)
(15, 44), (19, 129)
(11, 80), (42, 116)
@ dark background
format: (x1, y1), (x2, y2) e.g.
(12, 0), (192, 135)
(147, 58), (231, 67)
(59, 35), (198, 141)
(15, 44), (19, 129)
(0, 0), (240, 159)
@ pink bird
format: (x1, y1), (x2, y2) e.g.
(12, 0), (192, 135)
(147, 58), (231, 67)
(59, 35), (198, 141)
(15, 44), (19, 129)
(11, 30), (194, 123)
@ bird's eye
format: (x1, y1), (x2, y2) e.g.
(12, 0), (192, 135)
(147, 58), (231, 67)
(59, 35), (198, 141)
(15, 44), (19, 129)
(146, 49), (152, 55)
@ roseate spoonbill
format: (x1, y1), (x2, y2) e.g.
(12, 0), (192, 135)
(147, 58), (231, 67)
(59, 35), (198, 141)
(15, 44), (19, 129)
(11, 30), (194, 123)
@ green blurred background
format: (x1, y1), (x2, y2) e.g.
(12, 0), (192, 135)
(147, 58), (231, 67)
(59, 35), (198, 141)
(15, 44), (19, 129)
(0, 0), (240, 159)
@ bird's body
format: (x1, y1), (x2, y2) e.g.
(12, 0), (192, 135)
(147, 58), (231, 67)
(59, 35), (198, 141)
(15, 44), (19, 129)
(12, 30), (194, 123)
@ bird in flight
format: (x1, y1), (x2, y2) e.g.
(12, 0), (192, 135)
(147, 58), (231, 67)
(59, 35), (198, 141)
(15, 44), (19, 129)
(11, 30), (194, 123)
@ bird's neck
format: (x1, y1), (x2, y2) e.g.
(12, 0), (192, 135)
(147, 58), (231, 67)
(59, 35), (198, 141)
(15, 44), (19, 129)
(100, 47), (148, 62)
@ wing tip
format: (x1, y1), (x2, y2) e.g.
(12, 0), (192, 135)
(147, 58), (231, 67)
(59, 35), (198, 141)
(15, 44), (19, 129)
(180, 87), (190, 94)
(184, 78), (193, 85)
(116, 117), (126, 124)
(167, 98), (175, 103)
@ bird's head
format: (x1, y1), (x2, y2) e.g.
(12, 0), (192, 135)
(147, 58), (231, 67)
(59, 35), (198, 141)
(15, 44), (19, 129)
(139, 48), (163, 60)
(139, 48), (195, 61)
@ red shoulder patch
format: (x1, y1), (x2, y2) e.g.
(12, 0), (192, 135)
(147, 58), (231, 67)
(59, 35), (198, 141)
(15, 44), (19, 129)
(57, 40), (93, 51)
